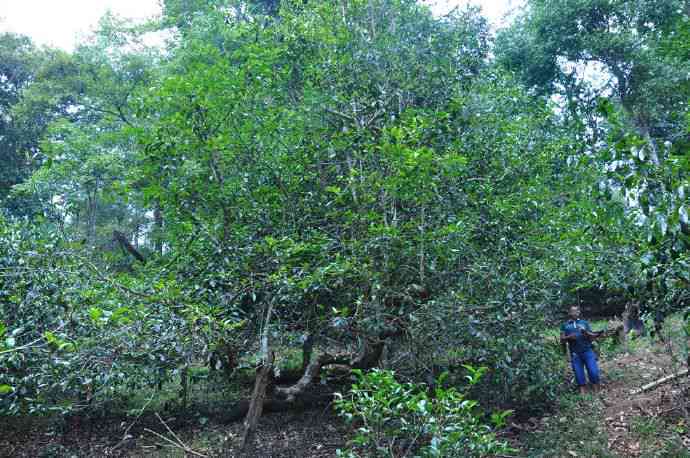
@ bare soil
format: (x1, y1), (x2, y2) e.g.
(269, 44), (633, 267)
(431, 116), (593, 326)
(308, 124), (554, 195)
(599, 344), (690, 457)
(0, 402), (348, 457)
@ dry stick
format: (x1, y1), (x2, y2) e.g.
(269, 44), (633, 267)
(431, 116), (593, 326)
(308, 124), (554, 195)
(111, 394), (155, 451)
(630, 369), (689, 395)
(155, 412), (187, 449)
(144, 428), (207, 456)
(84, 260), (152, 300)
(143, 413), (208, 457)
(0, 338), (47, 355)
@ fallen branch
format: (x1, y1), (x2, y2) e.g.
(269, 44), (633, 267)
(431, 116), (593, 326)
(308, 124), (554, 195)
(143, 413), (208, 457)
(630, 369), (689, 395)
(155, 412), (187, 452)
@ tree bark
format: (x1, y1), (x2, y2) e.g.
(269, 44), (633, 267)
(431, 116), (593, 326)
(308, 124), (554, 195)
(620, 306), (631, 351)
(274, 352), (346, 402)
(301, 333), (314, 374)
(240, 352), (274, 451)
(224, 331), (390, 439)
(113, 230), (146, 264)
(239, 302), (275, 450)
(153, 202), (163, 256)
(351, 338), (385, 370)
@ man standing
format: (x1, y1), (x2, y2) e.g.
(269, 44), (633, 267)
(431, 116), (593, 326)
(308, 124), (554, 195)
(561, 306), (602, 394)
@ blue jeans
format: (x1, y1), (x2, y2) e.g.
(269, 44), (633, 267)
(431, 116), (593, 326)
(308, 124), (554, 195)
(571, 349), (600, 386)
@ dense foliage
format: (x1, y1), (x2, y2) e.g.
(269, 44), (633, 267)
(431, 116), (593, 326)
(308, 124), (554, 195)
(334, 368), (512, 457)
(1, 0), (689, 454)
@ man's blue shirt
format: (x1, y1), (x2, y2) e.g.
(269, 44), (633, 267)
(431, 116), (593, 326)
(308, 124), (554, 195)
(561, 319), (593, 354)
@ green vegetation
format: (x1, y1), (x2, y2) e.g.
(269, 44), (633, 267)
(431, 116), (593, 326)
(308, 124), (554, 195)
(1, 0), (689, 456)
(334, 368), (513, 457)
(523, 393), (613, 458)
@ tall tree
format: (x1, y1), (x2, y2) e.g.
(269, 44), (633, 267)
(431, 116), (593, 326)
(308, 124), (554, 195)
(496, 0), (690, 316)
(0, 33), (41, 207)
(16, 14), (161, 250)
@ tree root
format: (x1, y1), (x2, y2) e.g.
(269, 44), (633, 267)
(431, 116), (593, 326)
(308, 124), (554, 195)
(224, 338), (387, 426)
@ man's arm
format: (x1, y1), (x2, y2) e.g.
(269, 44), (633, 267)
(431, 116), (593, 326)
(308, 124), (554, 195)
(560, 332), (576, 342)
(582, 321), (602, 339)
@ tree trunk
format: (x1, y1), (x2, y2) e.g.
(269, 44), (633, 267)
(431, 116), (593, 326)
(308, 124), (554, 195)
(239, 302), (275, 450)
(301, 333), (314, 374)
(620, 305), (631, 352)
(154, 202), (163, 256)
(351, 338), (385, 370)
(274, 352), (344, 402)
(229, 332), (389, 436)
(113, 230), (146, 264)
(179, 366), (189, 409)
(240, 352), (274, 451)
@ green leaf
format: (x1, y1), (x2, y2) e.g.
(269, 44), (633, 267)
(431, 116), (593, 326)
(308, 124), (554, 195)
(89, 307), (103, 322)
(0, 385), (13, 395)
(43, 331), (57, 345)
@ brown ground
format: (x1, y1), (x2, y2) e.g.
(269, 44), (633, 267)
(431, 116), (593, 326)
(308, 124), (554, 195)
(512, 339), (690, 457)
(599, 343), (690, 457)
(0, 403), (348, 457)
(2, 335), (688, 457)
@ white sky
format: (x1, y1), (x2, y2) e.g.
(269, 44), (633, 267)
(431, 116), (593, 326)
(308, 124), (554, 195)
(0, 0), (162, 50)
(0, 0), (521, 51)
(425, 0), (523, 26)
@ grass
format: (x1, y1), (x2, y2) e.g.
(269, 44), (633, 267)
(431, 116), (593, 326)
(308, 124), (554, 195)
(630, 416), (663, 440)
(522, 392), (614, 458)
(631, 414), (690, 458)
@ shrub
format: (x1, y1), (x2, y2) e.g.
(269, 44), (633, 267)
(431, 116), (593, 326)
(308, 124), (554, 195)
(334, 368), (513, 458)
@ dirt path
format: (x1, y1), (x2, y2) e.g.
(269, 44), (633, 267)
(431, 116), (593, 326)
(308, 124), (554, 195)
(598, 343), (690, 457)
(515, 327), (690, 458)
